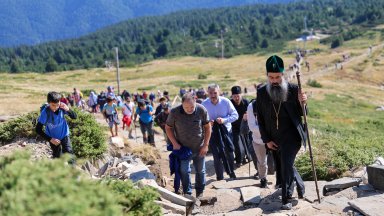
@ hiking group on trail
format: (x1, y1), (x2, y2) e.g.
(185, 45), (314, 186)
(36, 55), (309, 210)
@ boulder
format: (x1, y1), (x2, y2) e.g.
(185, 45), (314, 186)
(303, 181), (327, 203)
(212, 179), (258, 189)
(324, 177), (362, 195)
(110, 136), (124, 148)
(155, 201), (186, 215)
(348, 194), (384, 216)
(367, 164), (384, 190)
(240, 186), (262, 205)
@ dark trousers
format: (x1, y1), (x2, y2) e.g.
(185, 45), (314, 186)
(210, 133), (236, 180)
(139, 121), (154, 144)
(49, 136), (75, 164)
(277, 143), (305, 204)
(232, 132), (246, 164)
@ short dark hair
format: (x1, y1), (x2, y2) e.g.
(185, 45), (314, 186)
(182, 93), (195, 103)
(137, 100), (146, 107)
(106, 97), (113, 103)
(47, 91), (61, 103)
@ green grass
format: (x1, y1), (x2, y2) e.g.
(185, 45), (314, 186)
(296, 94), (384, 180)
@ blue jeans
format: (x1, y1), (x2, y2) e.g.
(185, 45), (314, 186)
(179, 153), (206, 195)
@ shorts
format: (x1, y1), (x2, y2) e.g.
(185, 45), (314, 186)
(107, 113), (120, 128)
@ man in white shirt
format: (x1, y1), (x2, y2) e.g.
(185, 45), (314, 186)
(247, 100), (268, 188)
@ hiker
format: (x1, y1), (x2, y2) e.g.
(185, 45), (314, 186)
(247, 99), (268, 188)
(149, 92), (156, 106)
(142, 91), (148, 100)
(107, 86), (116, 99)
(60, 94), (69, 105)
(202, 83), (238, 180)
(165, 93), (211, 197)
(73, 88), (83, 108)
(35, 92), (77, 162)
(67, 94), (74, 107)
(230, 86), (249, 168)
(122, 90), (131, 101)
(97, 91), (107, 112)
(154, 103), (170, 145)
(122, 96), (135, 139)
(256, 55), (306, 210)
(163, 90), (170, 101)
(134, 99), (155, 145)
(102, 96), (120, 137)
(157, 90), (163, 99)
(88, 91), (98, 113)
(155, 97), (167, 116)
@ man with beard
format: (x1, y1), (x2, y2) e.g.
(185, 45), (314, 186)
(202, 84), (239, 180)
(256, 55), (306, 210)
(230, 86), (249, 167)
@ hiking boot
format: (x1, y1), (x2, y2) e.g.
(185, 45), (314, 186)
(128, 133), (134, 139)
(260, 178), (268, 188)
(281, 202), (292, 210)
(196, 192), (204, 199)
(143, 137), (148, 143)
(229, 173), (237, 179)
(297, 190), (304, 199)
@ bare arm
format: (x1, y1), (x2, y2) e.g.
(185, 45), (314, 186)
(165, 124), (181, 150)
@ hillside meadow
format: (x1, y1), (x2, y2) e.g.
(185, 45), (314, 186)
(0, 29), (383, 179)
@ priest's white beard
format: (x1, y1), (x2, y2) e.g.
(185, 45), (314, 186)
(266, 77), (288, 104)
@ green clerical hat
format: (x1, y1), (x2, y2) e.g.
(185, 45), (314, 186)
(266, 55), (284, 73)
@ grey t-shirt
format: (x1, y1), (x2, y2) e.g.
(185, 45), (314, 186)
(166, 104), (210, 153)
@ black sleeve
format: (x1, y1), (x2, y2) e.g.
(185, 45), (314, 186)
(66, 109), (77, 119)
(35, 122), (52, 142)
(256, 90), (271, 144)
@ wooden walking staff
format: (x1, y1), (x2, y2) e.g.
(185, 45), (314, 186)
(296, 70), (321, 203)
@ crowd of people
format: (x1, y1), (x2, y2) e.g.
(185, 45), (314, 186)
(35, 55), (308, 210)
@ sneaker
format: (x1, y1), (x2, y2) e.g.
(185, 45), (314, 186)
(254, 173), (260, 180)
(260, 178), (268, 188)
(281, 202), (292, 210)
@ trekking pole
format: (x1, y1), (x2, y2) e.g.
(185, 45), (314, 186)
(296, 70), (321, 203)
(134, 122), (138, 143)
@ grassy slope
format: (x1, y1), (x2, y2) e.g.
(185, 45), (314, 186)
(1, 28), (383, 180)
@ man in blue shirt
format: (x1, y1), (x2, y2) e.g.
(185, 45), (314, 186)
(36, 91), (77, 160)
(202, 83), (239, 180)
(134, 99), (155, 145)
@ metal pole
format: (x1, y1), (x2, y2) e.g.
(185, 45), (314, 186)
(221, 29), (224, 59)
(296, 70), (321, 203)
(115, 47), (120, 95)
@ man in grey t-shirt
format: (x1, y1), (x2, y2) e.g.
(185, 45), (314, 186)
(166, 93), (211, 198)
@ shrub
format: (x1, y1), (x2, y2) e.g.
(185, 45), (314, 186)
(306, 79), (322, 88)
(0, 151), (161, 216)
(0, 111), (39, 144)
(104, 180), (161, 216)
(197, 73), (207, 79)
(0, 109), (107, 159)
(67, 109), (107, 158)
(132, 145), (161, 165)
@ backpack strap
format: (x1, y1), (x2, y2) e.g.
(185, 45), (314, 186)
(251, 99), (257, 118)
(124, 103), (131, 112)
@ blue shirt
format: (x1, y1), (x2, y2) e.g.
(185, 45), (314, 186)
(202, 96), (239, 132)
(136, 105), (153, 124)
(103, 103), (117, 115)
(38, 107), (70, 140)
